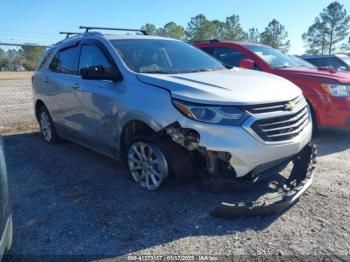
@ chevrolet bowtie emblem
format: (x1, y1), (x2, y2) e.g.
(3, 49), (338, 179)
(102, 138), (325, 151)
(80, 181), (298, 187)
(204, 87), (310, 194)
(285, 102), (296, 111)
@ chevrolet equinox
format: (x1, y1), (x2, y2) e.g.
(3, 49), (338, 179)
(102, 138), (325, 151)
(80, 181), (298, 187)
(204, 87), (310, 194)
(32, 28), (313, 191)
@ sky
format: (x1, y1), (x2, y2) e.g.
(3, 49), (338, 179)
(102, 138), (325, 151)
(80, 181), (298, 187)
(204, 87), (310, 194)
(1, 0), (349, 54)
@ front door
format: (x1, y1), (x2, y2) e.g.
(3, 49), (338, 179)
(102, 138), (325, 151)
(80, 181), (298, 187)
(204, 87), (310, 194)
(74, 41), (124, 153)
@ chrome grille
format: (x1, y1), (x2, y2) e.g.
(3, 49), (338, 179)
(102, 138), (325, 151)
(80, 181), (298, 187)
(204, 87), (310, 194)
(251, 106), (309, 142)
(244, 96), (304, 114)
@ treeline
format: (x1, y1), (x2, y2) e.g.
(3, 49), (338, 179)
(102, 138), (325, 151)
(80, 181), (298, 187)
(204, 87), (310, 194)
(142, 1), (349, 55)
(1, 1), (349, 71)
(302, 1), (349, 54)
(0, 45), (45, 71)
(142, 16), (291, 53)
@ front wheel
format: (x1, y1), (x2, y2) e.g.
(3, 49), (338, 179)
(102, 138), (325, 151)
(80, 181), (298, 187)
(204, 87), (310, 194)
(307, 102), (318, 136)
(127, 139), (169, 191)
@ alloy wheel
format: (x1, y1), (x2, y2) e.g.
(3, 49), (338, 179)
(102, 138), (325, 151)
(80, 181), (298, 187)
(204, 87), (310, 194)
(128, 141), (168, 190)
(40, 111), (52, 142)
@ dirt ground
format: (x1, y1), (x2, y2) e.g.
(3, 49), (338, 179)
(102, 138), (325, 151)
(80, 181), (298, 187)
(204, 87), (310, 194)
(0, 72), (33, 80)
(0, 75), (349, 261)
(0, 78), (38, 134)
(1, 129), (349, 261)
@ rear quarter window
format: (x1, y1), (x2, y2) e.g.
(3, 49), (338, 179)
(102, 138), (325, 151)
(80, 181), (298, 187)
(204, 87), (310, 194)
(36, 48), (54, 71)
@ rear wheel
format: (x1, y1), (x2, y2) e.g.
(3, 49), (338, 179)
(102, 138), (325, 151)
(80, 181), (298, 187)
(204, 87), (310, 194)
(38, 106), (60, 144)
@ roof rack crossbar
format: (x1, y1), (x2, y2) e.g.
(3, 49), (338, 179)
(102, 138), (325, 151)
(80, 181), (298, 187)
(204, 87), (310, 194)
(79, 26), (148, 35)
(60, 32), (83, 39)
(187, 39), (219, 43)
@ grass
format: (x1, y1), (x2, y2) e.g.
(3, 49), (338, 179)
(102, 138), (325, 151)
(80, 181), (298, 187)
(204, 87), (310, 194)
(0, 122), (39, 135)
(0, 71), (33, 80)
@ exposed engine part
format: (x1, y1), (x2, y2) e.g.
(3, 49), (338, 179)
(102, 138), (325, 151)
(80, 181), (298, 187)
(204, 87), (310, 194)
(164, 122), (235, 180)
(164, 122), (200, 151)
(197, 149), (235, 179)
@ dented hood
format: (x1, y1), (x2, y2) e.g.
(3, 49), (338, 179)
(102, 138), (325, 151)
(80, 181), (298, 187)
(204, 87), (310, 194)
(136, 68), (302, 105)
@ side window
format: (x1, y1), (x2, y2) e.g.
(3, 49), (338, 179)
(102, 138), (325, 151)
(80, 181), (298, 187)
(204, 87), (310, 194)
(78, 44), (113, 74)
(49, 45), (80, 75)
(201, 47), (214, 56)
(213, 47), (248, 68)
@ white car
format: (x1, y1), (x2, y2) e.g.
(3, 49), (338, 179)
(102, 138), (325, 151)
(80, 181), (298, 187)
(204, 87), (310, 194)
(0, 137), (12, 260)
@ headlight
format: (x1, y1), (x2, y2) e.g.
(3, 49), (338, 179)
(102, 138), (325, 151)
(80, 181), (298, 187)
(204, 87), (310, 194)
(173, 99), (248, 126)
(322, 84), (350, 97)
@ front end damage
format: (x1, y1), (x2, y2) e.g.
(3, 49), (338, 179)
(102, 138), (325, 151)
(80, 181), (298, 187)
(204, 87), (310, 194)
(164, 122), (317, 219)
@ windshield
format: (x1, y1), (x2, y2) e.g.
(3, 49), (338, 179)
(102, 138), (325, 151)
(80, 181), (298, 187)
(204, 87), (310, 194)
(110, 39), (225, 74)
(246, 45), (301, 68)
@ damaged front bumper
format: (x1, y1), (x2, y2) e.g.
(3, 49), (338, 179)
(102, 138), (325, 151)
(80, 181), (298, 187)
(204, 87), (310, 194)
(163, 121), (316, 218)
(211, 143), (317, 218)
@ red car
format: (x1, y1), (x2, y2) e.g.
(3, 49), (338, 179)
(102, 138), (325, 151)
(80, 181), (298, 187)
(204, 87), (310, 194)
(194, 41), (350, 131)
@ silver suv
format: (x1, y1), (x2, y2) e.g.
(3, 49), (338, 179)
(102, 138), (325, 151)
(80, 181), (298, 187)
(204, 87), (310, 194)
(33, 27), (312, 191)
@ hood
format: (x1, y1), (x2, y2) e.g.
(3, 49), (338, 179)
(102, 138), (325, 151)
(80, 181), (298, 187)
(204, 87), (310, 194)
(275, 67), (350, 84)
(136, 68), (301, 105)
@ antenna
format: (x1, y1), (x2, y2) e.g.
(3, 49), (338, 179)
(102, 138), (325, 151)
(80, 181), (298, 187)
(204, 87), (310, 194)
(79, 26), (148, 35)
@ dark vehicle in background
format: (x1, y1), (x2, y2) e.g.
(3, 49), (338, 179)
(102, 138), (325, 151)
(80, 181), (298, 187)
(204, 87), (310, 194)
(194, 41), (350, 131)
(289, 55), (316, 69)
(300, 54), (350, 72)
(0, 136), (12, 260)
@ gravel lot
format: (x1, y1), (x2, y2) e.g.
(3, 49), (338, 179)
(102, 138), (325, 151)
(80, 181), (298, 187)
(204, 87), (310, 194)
(1, 129), (349, 260)
(0, 79), (37, 133)
(1, 77), (350, 260)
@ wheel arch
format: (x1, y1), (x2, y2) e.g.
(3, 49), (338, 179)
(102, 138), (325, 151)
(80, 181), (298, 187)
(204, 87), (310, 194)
(34, 99), (46, 121)
(305, 98), (319, 127)
(118, 119), (157, 154)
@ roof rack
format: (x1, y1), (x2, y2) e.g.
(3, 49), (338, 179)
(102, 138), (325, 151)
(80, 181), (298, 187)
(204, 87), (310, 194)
(187, 39), (219, 43)
(59, 32), (83, 39)
(79, 26), (148, 35)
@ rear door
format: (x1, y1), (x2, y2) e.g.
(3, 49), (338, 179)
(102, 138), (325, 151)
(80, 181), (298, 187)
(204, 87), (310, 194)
(47, 43), (82, 133)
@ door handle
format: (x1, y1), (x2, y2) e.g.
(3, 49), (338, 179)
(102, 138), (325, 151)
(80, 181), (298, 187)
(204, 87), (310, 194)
(72, 83), (80, 90)
(43, 77), (49, 83)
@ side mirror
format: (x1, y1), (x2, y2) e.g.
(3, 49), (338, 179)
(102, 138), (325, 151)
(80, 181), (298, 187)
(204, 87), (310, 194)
(80, 65), (121, 82)
(238, 59), (255, 69)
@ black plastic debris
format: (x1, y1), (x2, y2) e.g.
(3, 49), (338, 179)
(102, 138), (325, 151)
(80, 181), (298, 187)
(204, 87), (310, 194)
(211, 144), (317, 219)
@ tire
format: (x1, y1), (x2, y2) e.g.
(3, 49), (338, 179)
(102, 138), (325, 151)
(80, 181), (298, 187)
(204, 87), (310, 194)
(308, 103), (318, 136)
(38, 106), (60, 144)
(126, 134), (194, 190)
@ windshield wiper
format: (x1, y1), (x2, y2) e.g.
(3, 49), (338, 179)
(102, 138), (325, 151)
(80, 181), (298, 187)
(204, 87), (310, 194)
(141, 70), (171, 74)
(186, 68), (223, 73)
